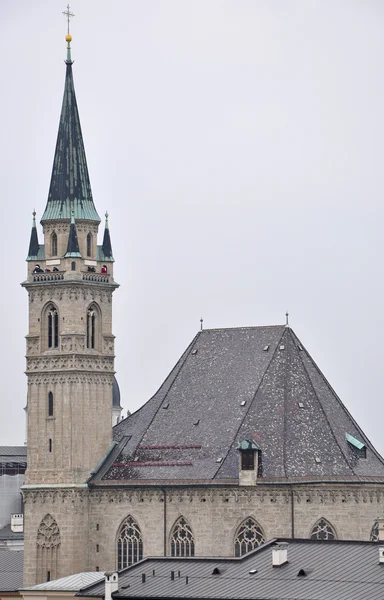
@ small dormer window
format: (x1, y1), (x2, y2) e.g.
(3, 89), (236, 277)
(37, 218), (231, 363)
(241, 450), (254, 471)
(346, 433), (367, 459)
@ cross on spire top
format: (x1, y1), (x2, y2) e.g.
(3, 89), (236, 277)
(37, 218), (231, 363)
(62, 4), (75, 35)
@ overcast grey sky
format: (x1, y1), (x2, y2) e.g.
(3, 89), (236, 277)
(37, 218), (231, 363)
(1, 1), (384, 454)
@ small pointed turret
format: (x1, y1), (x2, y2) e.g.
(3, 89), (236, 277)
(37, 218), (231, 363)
(41, 34), (100, 223)
(101, 212), (114, 259)
(27, 210), (40, 258)
(64, 210), (82, 257)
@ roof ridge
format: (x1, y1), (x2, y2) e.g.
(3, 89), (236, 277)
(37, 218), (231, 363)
(290, 329), (384, 467)
(215, 328), (286, 478)
(201, 324), (285, 333)
(288, 328), (355, 475)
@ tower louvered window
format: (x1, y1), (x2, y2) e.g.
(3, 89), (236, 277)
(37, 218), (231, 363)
(117, 516), (143, 569)
(87, 233), (92, 257)
(171, 517), (195, 557)
(310, 518), (336, 540)
(51, 232), (57, 256)
(47, 306), (59, 349)
(234, 518), (265, 556)
(36, 514), (60, 583)
(87, 305), (97, 349)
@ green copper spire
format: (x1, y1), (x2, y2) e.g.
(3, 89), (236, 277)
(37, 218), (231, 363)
(27, 210), (40, 259)
(41, 29), (100, 223)
(102, 212), (114, 260)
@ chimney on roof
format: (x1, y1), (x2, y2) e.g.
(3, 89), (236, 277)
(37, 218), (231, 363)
(11, 514), (23, 533)
(272, 542), (288, 567)
(105, 572), (118, 600)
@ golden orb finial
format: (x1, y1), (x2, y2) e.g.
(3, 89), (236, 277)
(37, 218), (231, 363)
(66, 33), (72, 43)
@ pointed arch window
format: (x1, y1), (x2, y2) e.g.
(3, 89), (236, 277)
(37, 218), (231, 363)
(117, 516), (143, 570)
(48, 392), (54, 417)
(36, 514), (60, 583)
(370, 521), (379, 542)
(234, 518), (265, 557)
(86, 304), (100, 350)
(47, 305), (59, 349)
(170, 517), (195, 557)
(310, 518), (336, 541)
(51, 232), (57, 257)
(87, 233), (92, 257)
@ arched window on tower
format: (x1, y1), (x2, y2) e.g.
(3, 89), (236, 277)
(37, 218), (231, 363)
(86, 304), (100, 350)
(47, 305), (59, 349)
(117, 516), (143, 570)
(51, 232), (57, 257)
(170, 517), (195, 557)
(36, 514), (60, 583)
(48, 392), (53, 417)
(234, 517), (265, 557)
(86, 233), (92, 257)
(310, 518), (336, 541)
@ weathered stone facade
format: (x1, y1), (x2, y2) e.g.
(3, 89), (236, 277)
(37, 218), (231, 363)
(22, 483), (384, 583)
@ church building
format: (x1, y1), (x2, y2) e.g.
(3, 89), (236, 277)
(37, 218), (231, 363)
(22, 33), (384, 585)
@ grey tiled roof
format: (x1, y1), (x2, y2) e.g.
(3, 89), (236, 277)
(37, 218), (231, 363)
(0, 550), (23, 592)
(96, 326), (384, 483)
(0, 524), (24, 541)
(77, 539), (384, 600)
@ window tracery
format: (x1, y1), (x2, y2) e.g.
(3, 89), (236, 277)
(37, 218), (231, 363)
(36, 514), (60, 583)
(170, 517), (195, 557)
(86, 304), (99, 350)
(371, 521), (379, 542)
(117, 515), (143, 569)
(47, 305), (59, 349)
(310, 518), (336, 541)
(234, 517), (265, 557)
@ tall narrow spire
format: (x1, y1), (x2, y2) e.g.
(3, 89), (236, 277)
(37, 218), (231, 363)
(41, 32), (100, 223)
(27, 210), (39, 258)
(101, 212), (114, 259)
(64, 211), (82, 257)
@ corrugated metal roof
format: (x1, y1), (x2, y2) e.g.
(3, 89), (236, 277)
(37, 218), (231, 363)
(77, 539), (384, 600)
(0, 550), (23, 592)
(0, 447), (27, 458)
(23, 571), (104, 592)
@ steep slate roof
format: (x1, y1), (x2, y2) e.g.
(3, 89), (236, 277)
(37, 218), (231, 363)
(93, 326), (384, 484)
(41, 44), (100, 223)
(77, 539), (384, 600)
(0, 550), (23, 592)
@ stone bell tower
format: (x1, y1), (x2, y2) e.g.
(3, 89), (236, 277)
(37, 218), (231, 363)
(22, 31), (118, 487)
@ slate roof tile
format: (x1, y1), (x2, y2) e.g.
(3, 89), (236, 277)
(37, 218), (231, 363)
(96, 326), (384, 484)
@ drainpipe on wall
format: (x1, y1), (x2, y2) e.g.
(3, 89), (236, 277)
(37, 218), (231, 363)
(290, 486), (295, 539)
(162, 488), (167, 556)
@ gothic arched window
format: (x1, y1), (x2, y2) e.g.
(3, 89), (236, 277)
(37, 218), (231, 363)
(86, 304), (100, 350)
(370, 521), (379, 542)
(48, 392), (53, 417)
(36, 514), (60, 583)
(234, 517), (265, 557)
(86, 233), (92, 257)
(170, 517), (195, 557)
(117, 516), (143, 570)
(47, 305), (59, 349)
(71, 261), (76, 271)
(51, 232), (57, 257)
(310, 518), (336, 541)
